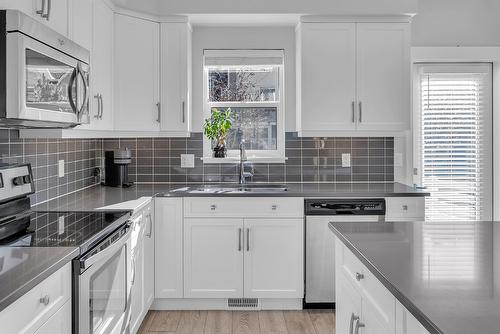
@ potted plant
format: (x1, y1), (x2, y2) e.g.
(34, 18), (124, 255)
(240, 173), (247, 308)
(203, 108), (233, 158)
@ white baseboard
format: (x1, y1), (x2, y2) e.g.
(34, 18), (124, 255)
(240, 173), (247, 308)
(151, 298), (303, 310)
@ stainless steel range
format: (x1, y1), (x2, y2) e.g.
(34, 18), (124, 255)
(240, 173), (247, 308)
(0, 163), (132, 334)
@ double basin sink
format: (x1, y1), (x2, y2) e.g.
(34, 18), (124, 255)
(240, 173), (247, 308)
(174, 184), (288, 194)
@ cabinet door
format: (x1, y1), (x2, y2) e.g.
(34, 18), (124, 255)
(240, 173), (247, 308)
(34, 299), (72, 334)
(336, 273), (362, 334)
(114, 14), (160, 131)
(90, 0), (114, 130)
(297, 23), (356, 135)
(356, 23), (410, 131)
(243, 218), (303, 298)
(40, 0), (68, 36)
(155, 198), (183, 298)
(362, 297), (394, 334)
(69, 0), (92, 50)
(184, 218), (243, 298)
(129, 240), (145, 334)
(143, 205), (154, 308)
(160, 22), (191, 136)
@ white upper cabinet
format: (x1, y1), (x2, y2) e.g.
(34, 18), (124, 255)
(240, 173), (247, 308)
(90, 0), (114, 130)
(68, 0), (92, 50)
(0, 0), (68, 36)
(160, 22), (192, 136)
(296, 23), (357, 134)
(356, 23), (410, 131)
(296, 20), (411, 136)
(114, 14), (160, 132)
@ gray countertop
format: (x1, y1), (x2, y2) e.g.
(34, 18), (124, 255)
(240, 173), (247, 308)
(0, 247), (78, 312)
(34, 182), (429, 212)
(329, 221), (500, 334)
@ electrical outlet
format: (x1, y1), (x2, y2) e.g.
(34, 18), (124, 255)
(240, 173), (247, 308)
(341, 153), (351, 168)
(58, 160), (65, 177)
(181, 154), (195, 168)
(58, 216), (65, 235)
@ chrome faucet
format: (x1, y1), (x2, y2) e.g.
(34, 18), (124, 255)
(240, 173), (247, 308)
(239, 140), (252, 184)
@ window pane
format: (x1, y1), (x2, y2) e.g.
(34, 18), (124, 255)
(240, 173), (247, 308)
(208, 67), (279, 102)
(220, 107), (277, 150)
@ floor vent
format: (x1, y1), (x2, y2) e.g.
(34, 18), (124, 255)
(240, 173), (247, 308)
(226, 298), (260, 310)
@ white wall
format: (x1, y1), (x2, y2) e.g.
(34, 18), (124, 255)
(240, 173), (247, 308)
(412, 0), (500, 46)
(191, 26), (296, 131)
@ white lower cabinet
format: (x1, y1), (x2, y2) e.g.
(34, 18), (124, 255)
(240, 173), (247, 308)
(0, 262), (71, 334)
(335, 237), (430, 334)
(243, 218), (304, 298)
(34, 299), (72, 334)
(183, 217), (304, 299)
(184, 218), (244, 298)
(155, 198), (184, 298)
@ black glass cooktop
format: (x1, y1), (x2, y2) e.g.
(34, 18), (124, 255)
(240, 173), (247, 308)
(0, 211), (131, 254)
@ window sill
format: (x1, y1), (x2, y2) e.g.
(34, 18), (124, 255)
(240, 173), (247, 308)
(201, 157), (287, 164)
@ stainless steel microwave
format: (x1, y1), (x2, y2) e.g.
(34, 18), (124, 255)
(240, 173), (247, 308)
(0, 10), (90, 128)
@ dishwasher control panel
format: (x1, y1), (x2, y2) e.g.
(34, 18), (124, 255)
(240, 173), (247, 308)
(305, 199), (385, 215)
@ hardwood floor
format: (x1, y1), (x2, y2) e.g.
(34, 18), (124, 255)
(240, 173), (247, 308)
(138, 310), (335, 334)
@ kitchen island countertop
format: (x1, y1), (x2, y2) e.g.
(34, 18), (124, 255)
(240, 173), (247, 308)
(329, 220), (500, 334)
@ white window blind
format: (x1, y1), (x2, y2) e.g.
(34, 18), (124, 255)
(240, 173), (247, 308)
(414, 63), (493, 221)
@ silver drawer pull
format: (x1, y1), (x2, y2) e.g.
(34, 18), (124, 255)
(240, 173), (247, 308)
(39, 295), (50, 306)
(271, 205), (277, 211)
(349, 313), (359, 334)
(210, 204), (217, 211)
(402, 204), (408, 211)
(355, 320), (365, 334)
(355, 272), (364, 281)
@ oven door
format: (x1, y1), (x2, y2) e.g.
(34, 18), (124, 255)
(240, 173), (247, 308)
(6, 31), (89, 125)
(76, 224), (132, 334)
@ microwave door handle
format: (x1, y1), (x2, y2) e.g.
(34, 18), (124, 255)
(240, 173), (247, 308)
(67, 67), (78, 115)
(77, 64), (89, 118)
(80, 225), (131, 271)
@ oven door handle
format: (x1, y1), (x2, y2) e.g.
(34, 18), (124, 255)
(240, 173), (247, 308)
(79, 224), (131, 271)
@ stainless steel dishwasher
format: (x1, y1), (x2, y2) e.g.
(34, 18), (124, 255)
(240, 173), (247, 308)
(304, 198), (386, 308)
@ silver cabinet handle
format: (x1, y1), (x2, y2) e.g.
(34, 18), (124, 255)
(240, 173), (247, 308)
(355, 320), (365, 334)
(41, 0), (51, 19)
(356, 272), (364, 281)
(210, 204), (217, 211)
(238, 228), (242, 251)
(146, 213), (153, 238)
(131, 254), (136, 284)
(181, 101), (185, 123)
(36, 0), (46, 16)
(99, 94), (104, 119)
(352, 101), (355, 123)
(156, 102), (161, 123)
(358, 101), (362, 123)
(349, 313), (359, 334)
(39, 295), (50, 306)
(93, 94), (101, 119)
(246, 228), (250, 251)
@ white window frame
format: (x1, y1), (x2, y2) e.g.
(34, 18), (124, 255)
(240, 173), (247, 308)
(202, 49), (285, 163)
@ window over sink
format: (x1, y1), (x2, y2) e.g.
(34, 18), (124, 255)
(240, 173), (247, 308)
(203, 50), (285, 163)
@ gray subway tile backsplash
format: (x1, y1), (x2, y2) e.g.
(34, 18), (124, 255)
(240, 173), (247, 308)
(0, 129), (394, 205)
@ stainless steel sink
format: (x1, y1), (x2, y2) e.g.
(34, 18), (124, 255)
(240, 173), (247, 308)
(174, 184), (288, 194)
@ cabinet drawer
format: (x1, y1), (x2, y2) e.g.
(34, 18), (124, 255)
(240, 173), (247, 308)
(385, 197), (425, 221)
(340, 244), (395, 330)
(184, 197), (304, 218)
(0, 262), (71, 334)
(34, 299), (72, 334)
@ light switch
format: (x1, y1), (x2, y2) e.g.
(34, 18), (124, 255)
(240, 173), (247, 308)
(181, 154), (195, 168)
(341, 153), (351, 168)
(58, 160), (65, 177)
